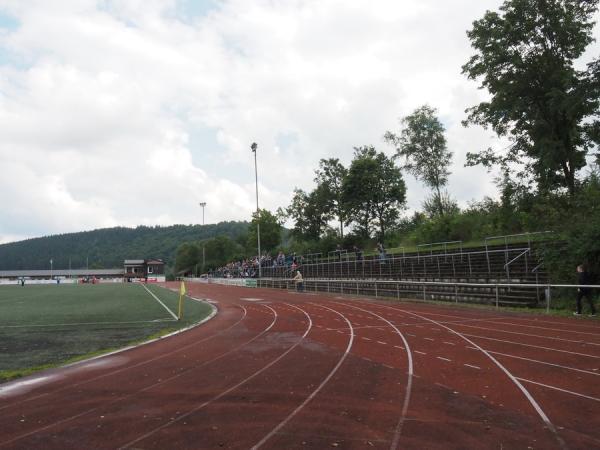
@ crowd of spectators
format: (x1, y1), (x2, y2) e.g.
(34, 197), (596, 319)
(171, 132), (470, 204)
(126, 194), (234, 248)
(209, 251), (302, 278)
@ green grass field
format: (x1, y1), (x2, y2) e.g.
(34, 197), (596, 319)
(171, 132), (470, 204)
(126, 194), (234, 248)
(0, 283), (213, 382)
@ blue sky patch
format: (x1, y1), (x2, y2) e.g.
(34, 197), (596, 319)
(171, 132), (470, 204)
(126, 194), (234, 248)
(0, 11), (19, 31)
(176, 0), (219, 22)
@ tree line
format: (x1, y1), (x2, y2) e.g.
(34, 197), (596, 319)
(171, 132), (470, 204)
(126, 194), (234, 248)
(178, 0), (600, 281)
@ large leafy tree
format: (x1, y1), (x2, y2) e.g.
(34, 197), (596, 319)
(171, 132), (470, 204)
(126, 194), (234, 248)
(462, 0), (600, 196)
(342, 146), (406, 239)
(286, 187), (330, 240)
(246, 209), (282, 254)
(314, 158), (348, 238)
(384, 105), (453, 216)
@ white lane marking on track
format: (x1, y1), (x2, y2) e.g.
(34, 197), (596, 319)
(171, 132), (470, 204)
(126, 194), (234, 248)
(488, 321), (600, 338)
(362, 337), (372, 341)
(453, 323), (600, 347)
(493, 316), (600, 334)
(240, 298), (265, 302)
(443, 342), (455, 346)
(366, 302), (566, 450)
(437, 357), (452, 362)
(251, 302), (355, 450)
(484, 349), (600, 377)
(424, 338), (435, 341)
(332, 301), (414, 450)
(464, 364), (481, 370)
(376, 341), (387, 345)
(414, 351), (427, 355)
(120, 303), (311, 450)
(516, 378), (600, 403)
(394, 345), (405, 350)
(462, 333), (600, 359)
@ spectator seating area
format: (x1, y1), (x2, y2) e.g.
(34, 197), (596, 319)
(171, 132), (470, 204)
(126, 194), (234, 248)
(209, 235), (552, 307)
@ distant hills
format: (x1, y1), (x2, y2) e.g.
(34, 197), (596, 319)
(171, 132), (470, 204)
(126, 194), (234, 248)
(0, 222), (249, 271)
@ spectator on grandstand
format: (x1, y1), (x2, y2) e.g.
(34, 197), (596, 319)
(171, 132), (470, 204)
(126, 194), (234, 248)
(277, 251), (285, 266)
(293, 270), (304, 292)
(353, 245), (363, 261)
(377, 242), (386, 262)
(574, 264), (596, 317)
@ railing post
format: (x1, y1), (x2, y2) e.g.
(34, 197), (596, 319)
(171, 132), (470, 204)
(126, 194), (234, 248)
(546, 284), (551, 314)
(495, 284), (499, 309)
(375, 282), (378, 298)
(485, 240), (491, 274)
(455, 284), (458, 303)
(423, 284), (426, 301)
(357, 281), (359, 296)
(452, 254), (456, 277)
(397, 281), (400, 299)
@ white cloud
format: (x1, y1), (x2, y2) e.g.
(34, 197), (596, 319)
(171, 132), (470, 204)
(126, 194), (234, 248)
(0, 0), (598, 242)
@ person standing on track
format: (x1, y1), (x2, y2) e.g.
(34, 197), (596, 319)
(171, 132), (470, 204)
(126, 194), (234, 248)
(293, 270), (304, 292)
(574, 264), (596, 317)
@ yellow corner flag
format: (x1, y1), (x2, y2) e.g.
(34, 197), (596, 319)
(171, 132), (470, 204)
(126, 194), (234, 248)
(178, 281), (186, 320)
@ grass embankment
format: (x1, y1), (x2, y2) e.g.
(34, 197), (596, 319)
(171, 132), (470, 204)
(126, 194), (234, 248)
(0, 283), (213, 383)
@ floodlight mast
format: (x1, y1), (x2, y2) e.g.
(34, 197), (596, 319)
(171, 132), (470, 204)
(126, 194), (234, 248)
(251, 142), (262, 278)
(199, 202), (207, 275)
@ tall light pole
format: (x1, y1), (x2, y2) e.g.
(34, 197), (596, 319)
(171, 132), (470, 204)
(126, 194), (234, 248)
(251, 142), (262, 278)
(199, 202), (206, 276)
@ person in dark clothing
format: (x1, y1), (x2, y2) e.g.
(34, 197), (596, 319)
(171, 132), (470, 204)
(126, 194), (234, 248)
(574, 265), (596, 316)
(336, 244), (343, 262)
(353, 245), (363, 261)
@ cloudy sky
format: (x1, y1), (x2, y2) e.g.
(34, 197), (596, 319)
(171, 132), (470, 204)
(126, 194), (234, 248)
(0, 0), (598, 244)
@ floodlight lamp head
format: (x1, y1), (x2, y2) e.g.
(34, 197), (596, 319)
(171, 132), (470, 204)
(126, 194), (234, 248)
(199, 202), (206, 207)
(251, 142), (257, 152)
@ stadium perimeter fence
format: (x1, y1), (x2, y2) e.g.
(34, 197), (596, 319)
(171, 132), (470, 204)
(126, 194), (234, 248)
(202, 277), (597, 314)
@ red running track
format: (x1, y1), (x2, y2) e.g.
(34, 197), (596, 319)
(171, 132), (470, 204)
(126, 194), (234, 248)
(1, 282), (599, 449)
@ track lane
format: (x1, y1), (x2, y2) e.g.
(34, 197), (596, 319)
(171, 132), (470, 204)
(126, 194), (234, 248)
(118, 302), (313, 449)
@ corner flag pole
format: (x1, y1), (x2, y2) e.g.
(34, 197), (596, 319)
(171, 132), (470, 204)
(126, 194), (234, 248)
(178, 281), (186, 320)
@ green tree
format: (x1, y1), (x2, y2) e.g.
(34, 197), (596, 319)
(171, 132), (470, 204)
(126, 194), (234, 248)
(462, 0), (600, 195)
(384, 105), (453, 216)
(314, 158), (348, 237)
(247, 209), (282, 254)
(422, 191), (459, 218)
(342, 146), (407, 240)
(286, 187), (330, 240)
(204, 235), (244, 269)
(174, 242), (200, 275)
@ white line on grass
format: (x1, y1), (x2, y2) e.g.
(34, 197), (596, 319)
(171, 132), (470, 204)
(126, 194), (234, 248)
(141, 284), (179, 321)
(0, 319), (175, 329)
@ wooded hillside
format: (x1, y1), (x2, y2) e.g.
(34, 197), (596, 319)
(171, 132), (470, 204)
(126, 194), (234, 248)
(0, 222), (249, 271)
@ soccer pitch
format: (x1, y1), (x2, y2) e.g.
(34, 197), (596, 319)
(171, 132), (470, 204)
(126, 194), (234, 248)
(0, 283), (213, 382)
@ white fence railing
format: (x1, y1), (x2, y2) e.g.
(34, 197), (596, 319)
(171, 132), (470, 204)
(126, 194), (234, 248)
(254, 278), (598, 314)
